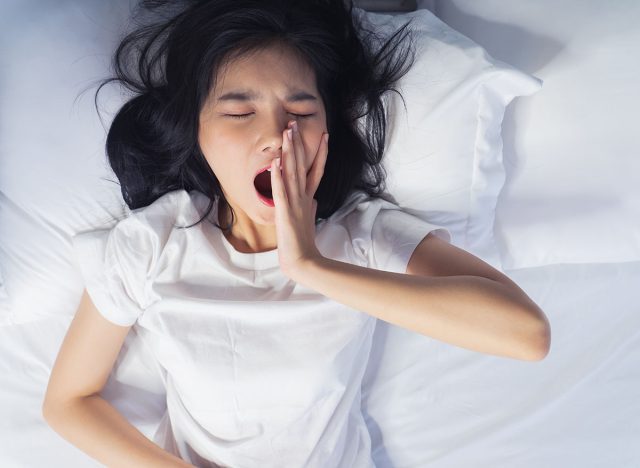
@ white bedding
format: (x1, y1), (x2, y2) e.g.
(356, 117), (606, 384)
(427, 0), (640, 269)
(2, 261), (639, 467)
(2, 0), (639, 467)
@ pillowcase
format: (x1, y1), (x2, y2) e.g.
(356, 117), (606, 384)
(0, 2), (539, 326)
(432, 0), (640, 269)
(353, 7), (542, 271)
(0, 0), (132, 326)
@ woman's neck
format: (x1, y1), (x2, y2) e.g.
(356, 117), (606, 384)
(218, 201), (278, 253)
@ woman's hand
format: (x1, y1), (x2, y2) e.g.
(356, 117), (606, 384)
(270, 120), (329, 279)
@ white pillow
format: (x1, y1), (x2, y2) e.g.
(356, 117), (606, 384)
(354, 7), (542, 270)
(0, 0), (132, 326)
(432, 0), (640, 269)
(0, 3), (539, 326)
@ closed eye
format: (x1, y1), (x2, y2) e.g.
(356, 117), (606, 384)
(225, 113), (316, 119)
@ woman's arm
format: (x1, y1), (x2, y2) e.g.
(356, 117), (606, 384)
(42, 289), (193, 467)
(44, 395), (192, 468)
(290, 233), (551, 361)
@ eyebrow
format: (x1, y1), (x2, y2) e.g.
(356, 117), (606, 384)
(216, 89), (318, 103)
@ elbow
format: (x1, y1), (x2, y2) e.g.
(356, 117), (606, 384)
(525, 310), (552, 361)
(42, 396), (61, 425)
(42, 393), (95, 425)
(42, 396), (74, 426)
(42, 400), (55, 425)
(527, 336), (550, 362)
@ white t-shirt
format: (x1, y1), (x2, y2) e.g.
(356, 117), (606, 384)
(71, 189), (450, 468)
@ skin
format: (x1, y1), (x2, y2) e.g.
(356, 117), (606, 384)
(198, 43), (328, 256)
(198, 42), (550, 360)
(40, 38), (548, 468)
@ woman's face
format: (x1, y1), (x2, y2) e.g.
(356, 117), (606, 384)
(198, 44), (328, 227)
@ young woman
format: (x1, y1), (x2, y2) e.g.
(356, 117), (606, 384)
(42, 1), (550, 467)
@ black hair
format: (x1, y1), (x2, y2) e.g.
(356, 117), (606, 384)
(93, 0), (417, 232)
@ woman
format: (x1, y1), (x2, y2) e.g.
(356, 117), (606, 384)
(42, 1), (550, 466)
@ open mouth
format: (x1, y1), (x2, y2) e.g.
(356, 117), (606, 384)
(254, 167), (273, 200)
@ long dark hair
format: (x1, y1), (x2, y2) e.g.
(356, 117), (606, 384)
(93, 0), (417, 231)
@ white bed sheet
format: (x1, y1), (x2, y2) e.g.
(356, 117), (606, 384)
(2, 261), (639, 467)
(2, 1), (639, 466)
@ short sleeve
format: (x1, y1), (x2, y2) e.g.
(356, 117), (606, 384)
(70, 215), (158, 327)
(344, 196), (451, 274)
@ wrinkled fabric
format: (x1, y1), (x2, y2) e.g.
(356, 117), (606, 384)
(70, 189), (450, 468)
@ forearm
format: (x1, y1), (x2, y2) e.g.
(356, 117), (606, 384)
(43, 395), (192, 468)
(293, 257), (549, 361)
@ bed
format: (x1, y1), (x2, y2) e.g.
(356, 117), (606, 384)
(1, 0), (639, 466)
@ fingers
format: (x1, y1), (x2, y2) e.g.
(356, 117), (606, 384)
(270, 154), (287, 206)
(306, 133), (329, 198)
(279, 121), (329, 201)
(283, 124), (300, 198)
(290, 122), (307, 193)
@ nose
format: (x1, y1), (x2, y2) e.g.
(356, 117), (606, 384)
(261, 116), (295, 155)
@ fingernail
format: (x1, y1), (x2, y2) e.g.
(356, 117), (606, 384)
(324, 133), (329, 144)
(291, 121), (298, 132)
(287, 129), (293, 140)
(276, 157), (281, 168)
